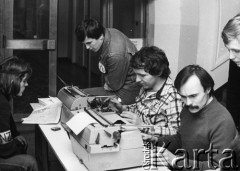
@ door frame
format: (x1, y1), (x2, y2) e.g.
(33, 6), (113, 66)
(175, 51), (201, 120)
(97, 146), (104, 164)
(0, 0), (58, 96)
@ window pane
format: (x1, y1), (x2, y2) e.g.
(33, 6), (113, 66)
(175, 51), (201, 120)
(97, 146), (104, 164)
(13, 0), (49, 39)
(13, 0), (50, 114)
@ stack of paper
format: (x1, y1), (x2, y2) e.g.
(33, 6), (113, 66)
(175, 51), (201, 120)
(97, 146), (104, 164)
(22, 97), (62, 124)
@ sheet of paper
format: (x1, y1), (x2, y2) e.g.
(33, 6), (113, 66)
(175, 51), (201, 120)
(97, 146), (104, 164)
(22, 97), (62, 124)
(30, 103), (45, 110)
(66, 111), (97, 135)
(38, 97), (55, 106)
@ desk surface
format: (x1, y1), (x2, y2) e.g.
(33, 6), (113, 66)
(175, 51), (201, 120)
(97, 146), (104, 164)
(39, 123), (169, 171)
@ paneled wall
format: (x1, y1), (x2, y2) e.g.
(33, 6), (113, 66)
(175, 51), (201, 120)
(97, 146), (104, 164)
(148, 0), (240, 89)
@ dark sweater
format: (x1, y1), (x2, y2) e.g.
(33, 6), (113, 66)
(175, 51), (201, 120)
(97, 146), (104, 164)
(158, 97), (237, 170)
(0, 92), (24, 158)
(227, 60), (240, 130)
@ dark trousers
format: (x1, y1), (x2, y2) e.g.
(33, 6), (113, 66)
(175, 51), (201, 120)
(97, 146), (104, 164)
(0, 154), (38, 171)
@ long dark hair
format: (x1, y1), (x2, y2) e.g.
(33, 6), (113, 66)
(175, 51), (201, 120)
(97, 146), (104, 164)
(0, 56), (32, 100)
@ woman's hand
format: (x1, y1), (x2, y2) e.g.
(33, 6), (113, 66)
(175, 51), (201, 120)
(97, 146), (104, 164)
(15, 135), (28, 152)
(15, 135), (27, 146)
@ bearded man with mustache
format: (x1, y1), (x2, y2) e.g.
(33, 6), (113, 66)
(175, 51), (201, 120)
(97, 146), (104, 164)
(152, 65), (238, 170)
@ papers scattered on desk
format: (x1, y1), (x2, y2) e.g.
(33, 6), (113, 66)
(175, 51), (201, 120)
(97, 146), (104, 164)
(66, 111), (97, 135)
(22, 97), (62, 124)
(30, 103), (45, 110)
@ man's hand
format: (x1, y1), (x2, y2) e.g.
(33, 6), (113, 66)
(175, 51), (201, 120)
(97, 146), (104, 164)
(104, 83), (113, 91)
(141, 133), (158, 142)
(105, 97), (123, 114)
(157, 148), (176, 167)
(120, 111), (143, 125)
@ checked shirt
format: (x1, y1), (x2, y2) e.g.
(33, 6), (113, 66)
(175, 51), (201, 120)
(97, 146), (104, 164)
(126, 77), (183, 168)
(127, 77), (183, 137)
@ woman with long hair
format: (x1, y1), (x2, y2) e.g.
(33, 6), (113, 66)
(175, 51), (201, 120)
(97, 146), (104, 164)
(0, 56), (38, 171)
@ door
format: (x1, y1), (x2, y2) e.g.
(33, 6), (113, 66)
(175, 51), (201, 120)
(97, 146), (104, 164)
(71, 0), (147, 87)
(0, 0), (57, 116)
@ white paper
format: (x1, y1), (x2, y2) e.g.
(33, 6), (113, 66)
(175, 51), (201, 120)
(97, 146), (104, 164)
(22, 97), (62, 124)
(66, 111), (97, 135)
(30, 103), (45, 110)
(38, 97), (56, 105)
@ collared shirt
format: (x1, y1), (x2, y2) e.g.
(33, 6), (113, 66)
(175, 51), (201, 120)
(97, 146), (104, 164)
(127, 77), (183, 137)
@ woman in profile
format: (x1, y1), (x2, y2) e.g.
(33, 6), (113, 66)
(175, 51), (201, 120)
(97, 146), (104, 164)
(0, 56), (38, 171)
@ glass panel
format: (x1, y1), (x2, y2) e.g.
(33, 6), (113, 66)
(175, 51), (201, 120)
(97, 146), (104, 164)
(13, 0), (50, 114)
(112, 0), (145, 38)
(13, 0), (49, 39)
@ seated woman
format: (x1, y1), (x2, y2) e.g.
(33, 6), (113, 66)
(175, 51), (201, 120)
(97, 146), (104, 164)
(0, 56), (38, 171)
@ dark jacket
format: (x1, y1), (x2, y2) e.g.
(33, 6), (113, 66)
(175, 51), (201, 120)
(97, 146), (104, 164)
(0, 92), (25, 158)
(99, 28), (139, 91)
(97, 28), (141, 104)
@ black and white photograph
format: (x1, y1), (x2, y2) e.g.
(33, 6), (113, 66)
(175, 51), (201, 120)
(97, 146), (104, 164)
(0, 0), (240, 171)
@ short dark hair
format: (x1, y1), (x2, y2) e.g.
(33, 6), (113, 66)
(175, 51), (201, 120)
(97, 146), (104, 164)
(0, 56), (32, 100)
(222, 13), (240, 45)
(130, 46), (171, 78)
(75, 19), (105, 42)
(174, 65), (214, 96)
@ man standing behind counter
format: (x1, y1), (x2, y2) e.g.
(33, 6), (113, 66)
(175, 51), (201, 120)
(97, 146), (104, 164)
(75, 19), (141, 105)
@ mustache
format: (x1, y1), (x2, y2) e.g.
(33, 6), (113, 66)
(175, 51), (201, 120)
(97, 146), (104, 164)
(185, 105), (199, 110)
